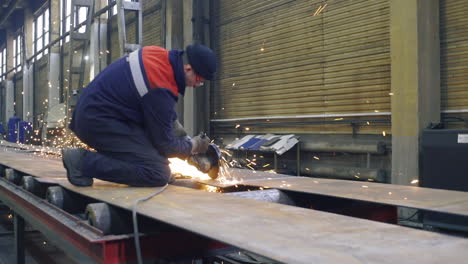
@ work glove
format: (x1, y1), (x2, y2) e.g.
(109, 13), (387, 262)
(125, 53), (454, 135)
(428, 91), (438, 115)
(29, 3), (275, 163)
(190, 133), (210, 154)
(188, 154), (212, 173)
(173, 119), (187, 138)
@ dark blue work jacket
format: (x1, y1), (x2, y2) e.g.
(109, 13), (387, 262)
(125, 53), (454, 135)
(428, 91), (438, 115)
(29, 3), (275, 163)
(70, 46), (192, 159)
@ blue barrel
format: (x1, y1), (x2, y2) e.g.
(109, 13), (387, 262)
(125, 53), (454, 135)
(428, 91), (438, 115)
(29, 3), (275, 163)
(18, 121), (33, 144)
(7, 117), (21, 143)
(0, 124), (4, 138)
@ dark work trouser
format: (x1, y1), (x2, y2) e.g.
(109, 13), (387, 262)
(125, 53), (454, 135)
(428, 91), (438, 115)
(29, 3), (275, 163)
(71, 117), (170, 187)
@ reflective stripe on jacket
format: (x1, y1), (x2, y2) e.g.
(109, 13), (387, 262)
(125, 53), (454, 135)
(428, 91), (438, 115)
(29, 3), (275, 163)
(128, 46), (179, 98)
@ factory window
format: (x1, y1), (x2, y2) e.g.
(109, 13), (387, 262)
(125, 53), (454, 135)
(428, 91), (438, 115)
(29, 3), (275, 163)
(0, 47), (6, 81)
(60, 0), (71, 43)
(12, 32), (22, 72)
(109, 0), (117, 16)
(76, 5), (89, 33)
(33, 8), (50, 61)
(61, 0), (90, 44)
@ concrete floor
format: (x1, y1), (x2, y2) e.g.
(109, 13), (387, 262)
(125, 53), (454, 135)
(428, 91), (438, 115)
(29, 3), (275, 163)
(0, 204), (76, 264)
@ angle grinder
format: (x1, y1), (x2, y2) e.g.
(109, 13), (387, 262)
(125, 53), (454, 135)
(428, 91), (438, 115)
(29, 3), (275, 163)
(188, 143), (222, 179)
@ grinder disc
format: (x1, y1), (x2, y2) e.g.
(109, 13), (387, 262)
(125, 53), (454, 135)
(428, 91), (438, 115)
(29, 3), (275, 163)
(206, 143), (221, 179)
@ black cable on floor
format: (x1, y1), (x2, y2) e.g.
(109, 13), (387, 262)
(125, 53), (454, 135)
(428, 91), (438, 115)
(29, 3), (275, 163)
(132, 184), (168, 264)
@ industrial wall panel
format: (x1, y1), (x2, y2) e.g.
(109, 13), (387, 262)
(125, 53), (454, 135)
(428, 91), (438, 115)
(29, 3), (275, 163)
(142, 0), (163, 46)
(440, 0), (468, 113)
(110, 16), (120, 62)
(210, 0), (391, 136)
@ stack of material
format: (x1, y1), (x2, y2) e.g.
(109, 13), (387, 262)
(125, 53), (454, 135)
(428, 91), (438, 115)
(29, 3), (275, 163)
(226, 134), (299, 155)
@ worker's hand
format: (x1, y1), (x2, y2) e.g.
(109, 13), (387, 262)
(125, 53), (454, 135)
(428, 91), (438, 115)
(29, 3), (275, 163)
(190, 133), (210, 154)
(188, 154), (212, 173)
(173, 119), (187, 138)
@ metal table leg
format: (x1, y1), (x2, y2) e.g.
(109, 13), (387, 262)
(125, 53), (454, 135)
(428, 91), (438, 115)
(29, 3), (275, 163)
(14, 212), (25, 264)
(297, 144), (301, 176)
(273, 152), (278, 172)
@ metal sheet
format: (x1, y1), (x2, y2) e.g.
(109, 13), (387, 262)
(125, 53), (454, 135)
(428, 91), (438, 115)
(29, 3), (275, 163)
(0, 149), (66, 180)
(1, 147), (468, 263)
(2, 148), (468, 217)
(65, 181), (468, 264)
(219, 168), (297, 183)
(202, 171), (468, 217)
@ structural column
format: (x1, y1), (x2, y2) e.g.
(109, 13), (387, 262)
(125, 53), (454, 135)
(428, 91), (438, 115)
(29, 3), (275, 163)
(165, 0), (183, 51)
(5, 29), (15, 122)
(14, 213), (25, 264)
(182, 0), (211, 136)
(193, 0), (211, 135)
(165, 0), (185, 125)
(390, 0), (440, 185)
(89, 0), (108, 78)
(182, 0), (195, 136)
(47, 0), (61, 121)
(22, 6), (34, 123)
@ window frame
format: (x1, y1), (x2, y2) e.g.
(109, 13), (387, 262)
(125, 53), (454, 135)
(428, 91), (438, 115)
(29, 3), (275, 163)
(12, 30), (23, 72)
(61, 0), (91, 42)
(0, 46), (6, 81)
(60, 0), (72, 43)
(108, 0), (117, 16)
(33, 6), (50, 61)
(76, 5), (89, 33)
(108, 0), (135, 17)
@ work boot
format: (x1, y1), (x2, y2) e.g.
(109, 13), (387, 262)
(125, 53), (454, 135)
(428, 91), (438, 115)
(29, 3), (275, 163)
(61, 148), (93, 187)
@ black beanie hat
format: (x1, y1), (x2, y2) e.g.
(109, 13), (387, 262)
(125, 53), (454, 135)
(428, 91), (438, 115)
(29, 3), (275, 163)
(186, 43), (217, 80)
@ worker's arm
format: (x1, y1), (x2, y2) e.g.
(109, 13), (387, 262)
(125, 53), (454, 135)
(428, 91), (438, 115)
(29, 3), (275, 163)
(141, 88), (192, 159)
(173, 121), (210, 154)
(173, 119), (187, 138)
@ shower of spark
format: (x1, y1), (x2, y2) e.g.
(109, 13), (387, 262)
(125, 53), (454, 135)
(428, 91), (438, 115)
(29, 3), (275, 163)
(168, 158), (211, 181)
(217, 157), (242, 185)
(168, 147), (243, 186)
(4, 99), (90, 159)
(7, 100), (244, 186)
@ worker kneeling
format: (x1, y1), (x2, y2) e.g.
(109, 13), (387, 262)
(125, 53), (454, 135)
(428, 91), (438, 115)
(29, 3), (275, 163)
(61, 44), (217, 187)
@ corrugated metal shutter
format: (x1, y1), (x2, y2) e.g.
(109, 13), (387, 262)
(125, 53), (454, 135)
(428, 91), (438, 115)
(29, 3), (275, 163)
(440, 0), (468, 114)
(210, 0), (391, 137)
